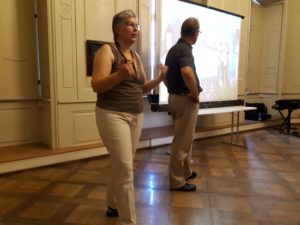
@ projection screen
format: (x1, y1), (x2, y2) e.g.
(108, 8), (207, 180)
(157, 0), (243, 105)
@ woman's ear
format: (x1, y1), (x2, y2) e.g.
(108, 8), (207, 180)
(115, 25), (122, 36)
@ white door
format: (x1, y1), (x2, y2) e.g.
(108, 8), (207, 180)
(0, 0), (40, 147)
(260, 4), (283, 93)
(0, 0), (38, 99)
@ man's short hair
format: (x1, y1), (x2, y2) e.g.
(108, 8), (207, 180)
(181, 17), (200, 37)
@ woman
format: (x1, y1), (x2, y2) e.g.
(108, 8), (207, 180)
(91, 10), (167, 225)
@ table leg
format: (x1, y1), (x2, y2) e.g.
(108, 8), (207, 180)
(236, 111), (240, 145)
(224, 111), (245, 148)
(230, 112), (234, 144)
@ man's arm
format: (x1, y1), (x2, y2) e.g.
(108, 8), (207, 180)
(180, 66), (199, 102)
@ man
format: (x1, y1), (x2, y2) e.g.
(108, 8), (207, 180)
(165, 17), (203, 191)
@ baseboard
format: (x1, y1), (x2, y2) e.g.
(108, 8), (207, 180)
(1, 119), (298, 174)
(0, 147), (108, 174)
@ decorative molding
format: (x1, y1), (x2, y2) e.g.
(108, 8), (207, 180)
(0, 103), (40, 146)
(60, 4), (72, 20)
(54, 0), (77, 101)
(57, 103), (101, 148)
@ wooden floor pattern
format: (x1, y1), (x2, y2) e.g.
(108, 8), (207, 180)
(0, 128), (300, 225)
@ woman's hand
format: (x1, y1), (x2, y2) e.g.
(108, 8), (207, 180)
(142, 64), (168, 93)
(158, 64), (168, 81)
(118, 59), (135, 79)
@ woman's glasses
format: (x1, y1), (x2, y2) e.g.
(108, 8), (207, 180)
(123, 22), (141, 31)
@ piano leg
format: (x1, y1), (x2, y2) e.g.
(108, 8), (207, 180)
(276, 108), (297, 135)
(277, 110), (288, 133)
(286, 109), (292, 134)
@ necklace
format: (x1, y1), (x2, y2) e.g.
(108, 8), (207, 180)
(115, 42), (138, 80)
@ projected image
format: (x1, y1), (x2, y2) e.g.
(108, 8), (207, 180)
(158, 0), (242, 104)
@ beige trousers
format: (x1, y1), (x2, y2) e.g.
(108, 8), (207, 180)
(168, 95), (199, 188)
(95, 107), (143, 225)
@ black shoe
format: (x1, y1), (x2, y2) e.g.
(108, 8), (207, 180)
(106, 206), (119, 217)
(170, 183), (197, 192)
(186, 171), (197, 180)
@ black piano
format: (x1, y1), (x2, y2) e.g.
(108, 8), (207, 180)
(272, 99), (300, 135)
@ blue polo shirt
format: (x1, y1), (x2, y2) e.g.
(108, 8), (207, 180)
(165, 38), (202, 94)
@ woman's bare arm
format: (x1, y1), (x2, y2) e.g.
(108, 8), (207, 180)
(91, 44), (133, 93)
(142, 65), (168, 94)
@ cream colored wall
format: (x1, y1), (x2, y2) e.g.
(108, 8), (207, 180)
(246, 2), (284, 119)
(281, 0), (300, 118)
(0, 101), (41, 147)
(40, 101), (52, 147)
(57, 103), (101, 147)
(246, 0), (300, 119)
(139, 0), (153, 78)
(260, 5), (283, 93)
(37, 0), (51, 100)
(0, 0), (46, 147)
(282, 0), (300, 95)
(191, 0), (208, 4)
(0, 0), (38, 100)
(247, 3), (263, 94)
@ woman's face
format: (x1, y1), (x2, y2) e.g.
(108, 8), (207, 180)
(117, 17), (140, 44)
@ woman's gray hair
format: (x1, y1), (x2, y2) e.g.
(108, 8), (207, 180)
(112, 10), (137, 42)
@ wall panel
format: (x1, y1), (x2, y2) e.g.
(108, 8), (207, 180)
(41, 101), (52, 147)
(0, 0), (38, 99)
(260, 4), (283, 93)
(57, 103), (102, 148)
(247, 4), (263, 93)
(139, 0), (152, 79)
(85, 0), (115, 42)
(0, 102), (40, 147)
(115, 0), (138, 18)
(282, 0), (300, 94)
(54, 0), (77, 101)
(37, 0), (51, 100)
(0, 0), (43, 148)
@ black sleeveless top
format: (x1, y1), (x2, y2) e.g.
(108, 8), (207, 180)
(96, 43), (145, 113)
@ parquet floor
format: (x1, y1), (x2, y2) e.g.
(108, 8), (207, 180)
(0, 127), (300, 225)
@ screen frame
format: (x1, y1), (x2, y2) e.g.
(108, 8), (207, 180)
(86, 40), (108, 76)
(178, 0), (244, 19)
